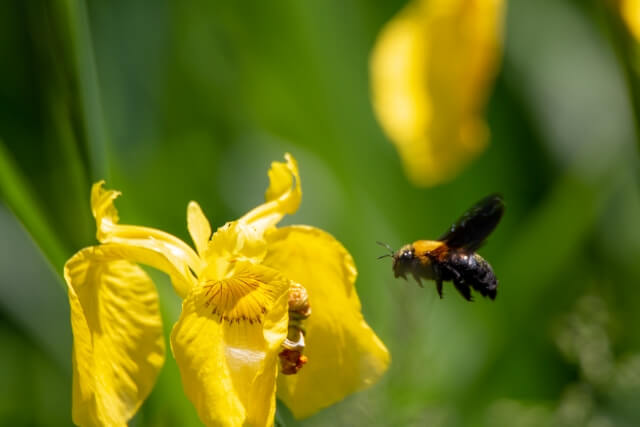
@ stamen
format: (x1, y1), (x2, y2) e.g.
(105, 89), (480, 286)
(279, 282), (311, 375)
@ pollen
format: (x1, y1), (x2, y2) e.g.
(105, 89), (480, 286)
(202, 273), (277, 325)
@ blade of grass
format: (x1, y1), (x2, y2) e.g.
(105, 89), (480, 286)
(0, 140), (69, 275)
(55, 0), (110, 181)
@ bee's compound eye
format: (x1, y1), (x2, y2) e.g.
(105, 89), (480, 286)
(401, 250), (412, 260)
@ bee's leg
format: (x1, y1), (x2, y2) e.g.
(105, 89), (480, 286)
(411, 272), (424, 288)
(435, 280), (443, 299)
(453, 278), (472, 301)
(431, 263), (444, 298)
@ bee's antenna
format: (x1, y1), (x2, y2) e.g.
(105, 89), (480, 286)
(376, 241), (395, 260)
(376, 241), (394, 253)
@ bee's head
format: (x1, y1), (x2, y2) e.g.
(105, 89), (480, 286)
(392, 244), (415, 279)
(377, 241), (417, 279)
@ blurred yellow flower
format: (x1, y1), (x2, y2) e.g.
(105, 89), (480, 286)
(620, 0), (640, 42)
(64, 154), (389, 426)
(370, 0), (505, 186)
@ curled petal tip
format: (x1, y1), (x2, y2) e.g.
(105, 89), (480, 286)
(239, 153), (302, 231)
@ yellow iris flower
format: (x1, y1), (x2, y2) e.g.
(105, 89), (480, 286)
(370, 0), (505, 187)
(64, 154), (390, 426)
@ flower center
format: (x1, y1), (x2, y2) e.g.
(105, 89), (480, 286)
(202, 271), (278, 325)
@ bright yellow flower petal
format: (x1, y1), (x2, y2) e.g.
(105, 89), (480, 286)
(188, 201), (213, 256)
(199, 221), (269, 283)
(239, 153), (301, 232)
(170, 262), (290, 427)
(370, 0), (505, 186)
(621, 0), (640, 42)
(64, 245), (165, 427)
(263, 226), (390, 419)
(91, 181), (200, 297)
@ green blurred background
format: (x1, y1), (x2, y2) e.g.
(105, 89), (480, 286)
(1, 0), (640, 426)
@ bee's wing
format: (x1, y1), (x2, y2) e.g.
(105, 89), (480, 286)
(438, 194), (504, 251)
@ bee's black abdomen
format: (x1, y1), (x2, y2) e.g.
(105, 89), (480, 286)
(447, 252), (498, 300)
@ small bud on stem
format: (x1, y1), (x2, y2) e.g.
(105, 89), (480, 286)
(279, 282), (311, 375)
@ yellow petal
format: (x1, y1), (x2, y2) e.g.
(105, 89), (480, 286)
(239, 153), (301, 232)
(621, 0), (640, 42)
(263, 226), (390, 419)
(91, 181), (200, 297)
(170, 263), (290, 427)
(64, 245), (165, 426)
(188, 201), (212, 256)
(370, 0), (504, 186)
(200, 221), (268, 282)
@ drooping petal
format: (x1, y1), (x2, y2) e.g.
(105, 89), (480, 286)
(263, 226), (390, 419)
(91, 181), (200, 297)
(64, 245), (165, 427)
(370, 0), (505, 186)
(170, 262), (290, 427)
(239, 153), (301, 232)
(188, 201), (212, 256)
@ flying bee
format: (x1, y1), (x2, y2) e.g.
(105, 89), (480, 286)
(378, 194), (504, 301)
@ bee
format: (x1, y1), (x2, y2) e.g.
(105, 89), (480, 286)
(378, 194), (504, 301)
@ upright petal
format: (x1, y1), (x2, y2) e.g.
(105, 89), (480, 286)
(64, 245), (165, 426)
(239, 153), (301, 232)
(91, 181), (200, 297)
(200, 221), (269, 281)
(188, 201), (212, 256)
(263, 226), (390, 419)
(171, 263), (290, 427)
(370, 0), (505, 186)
